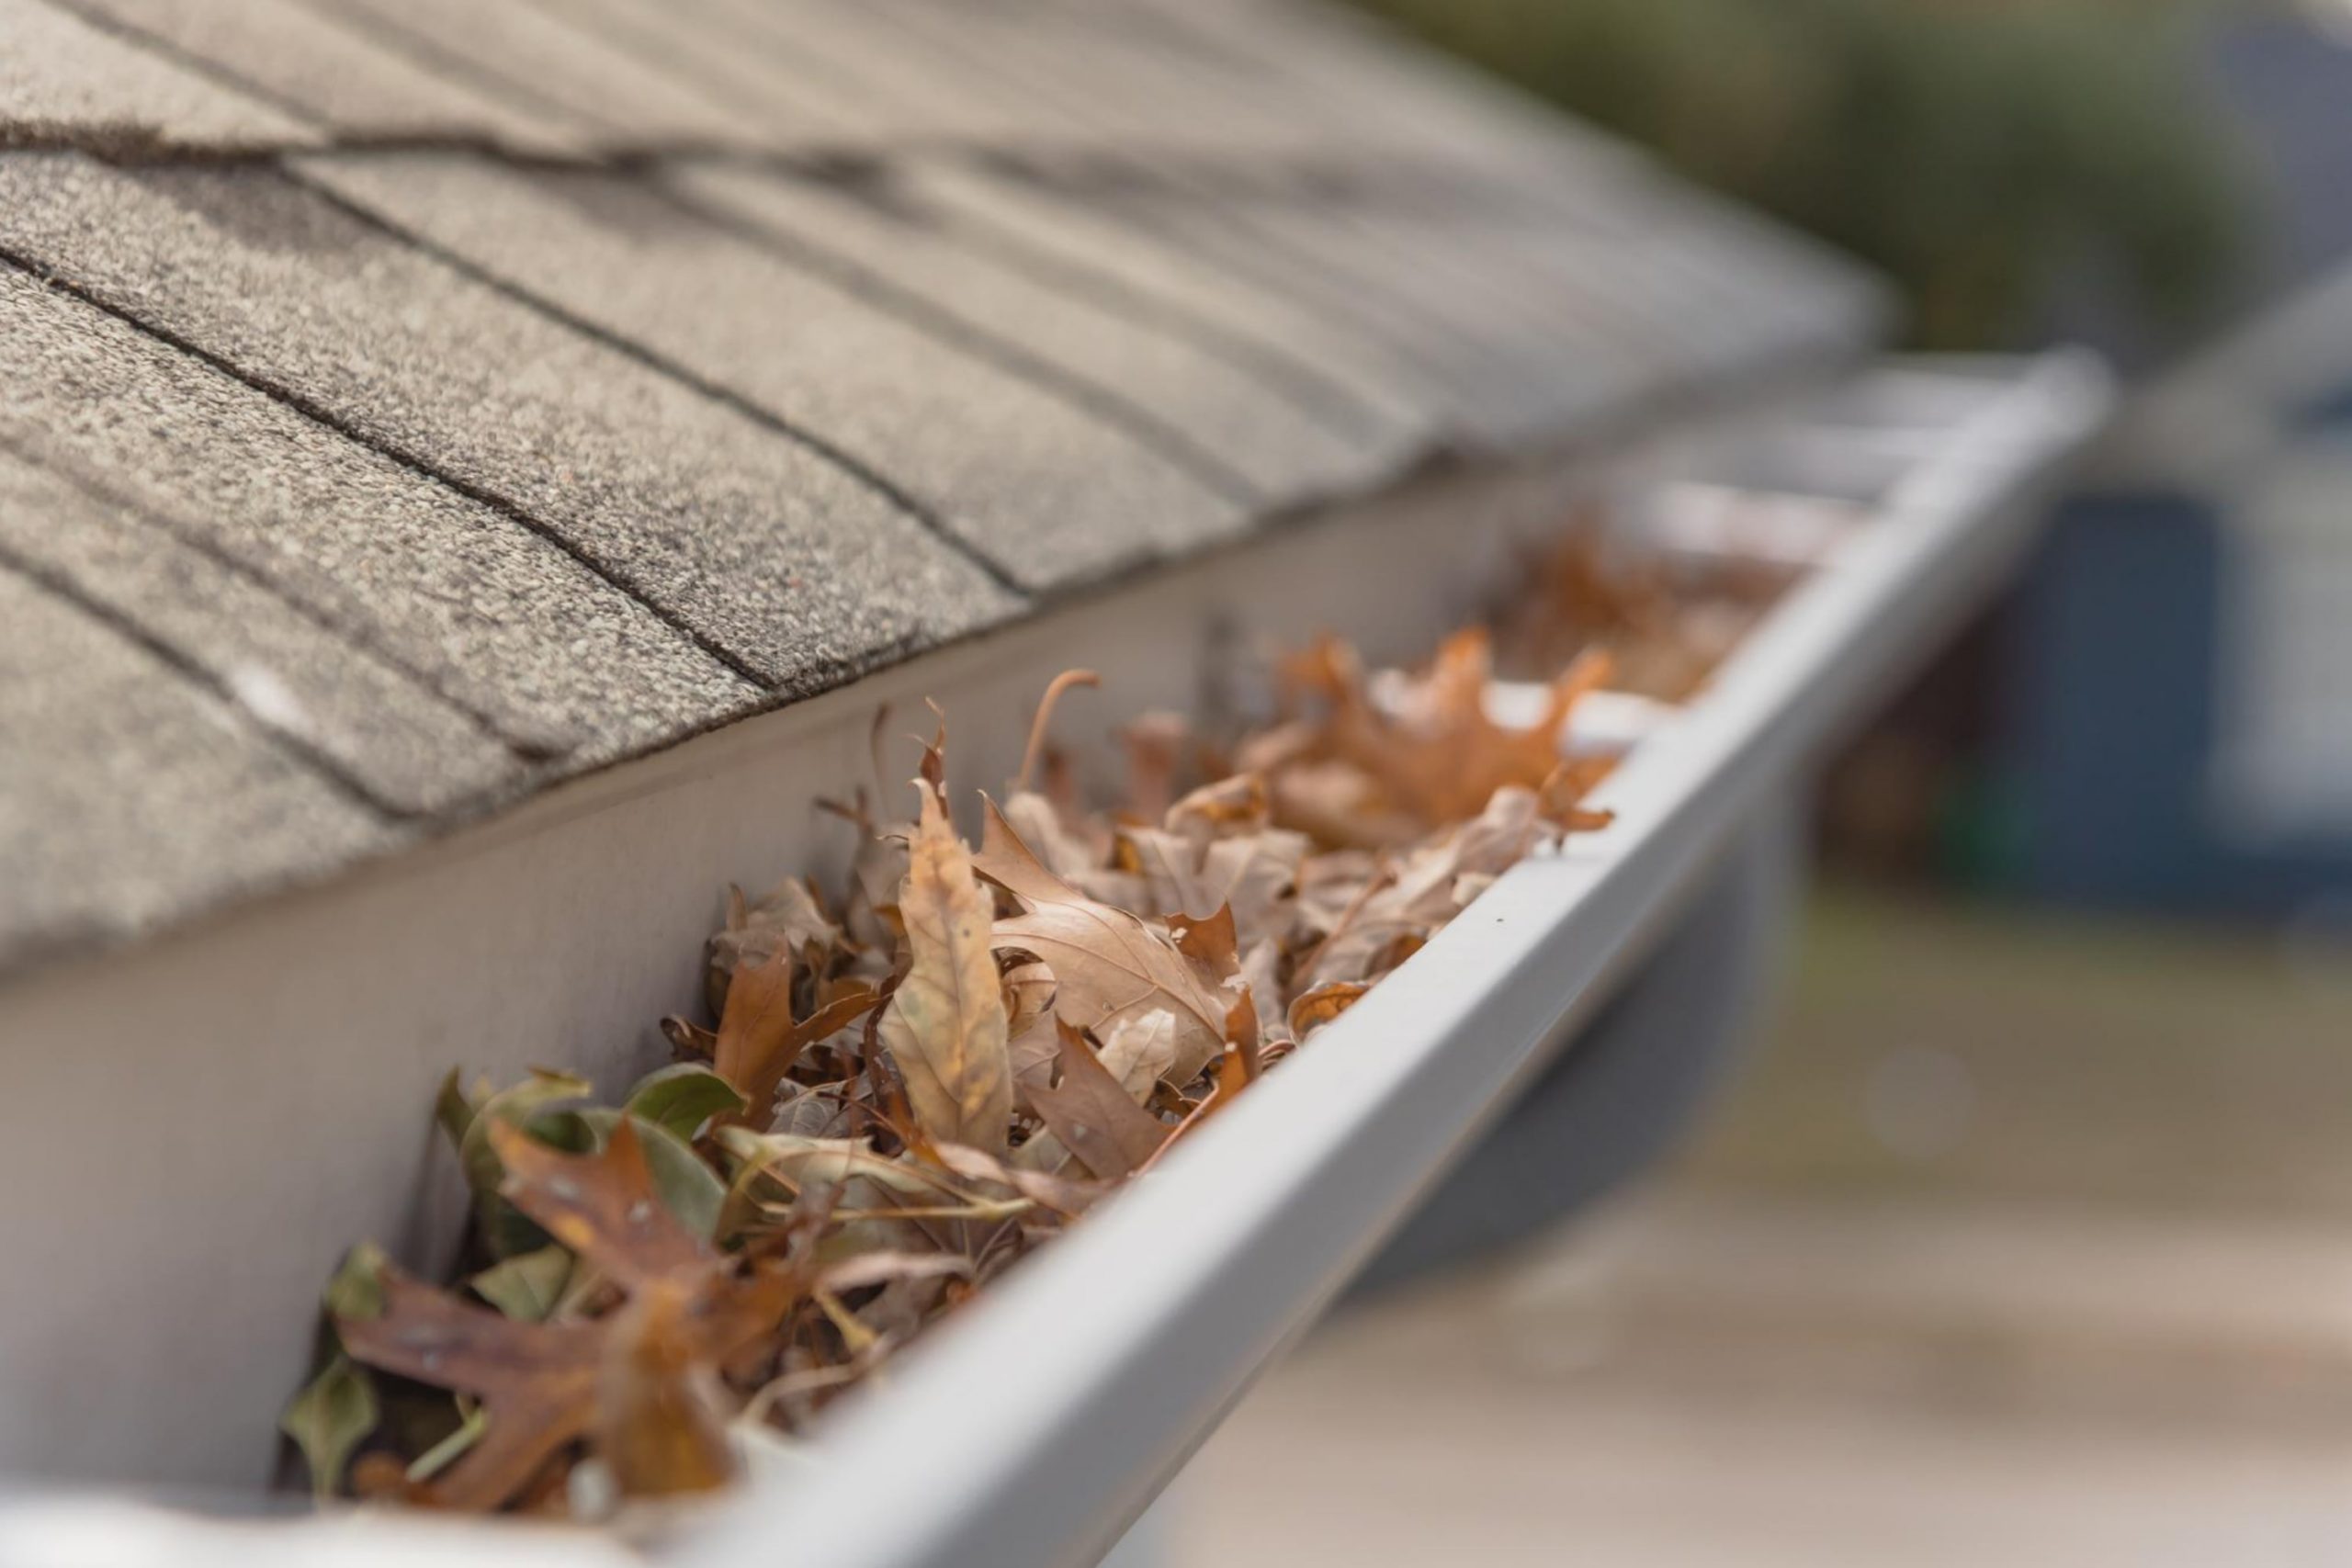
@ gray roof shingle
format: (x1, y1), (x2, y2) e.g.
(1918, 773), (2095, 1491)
(0, 261), (758, 765)
(482, 0), (905, 147)
(667, 0), (1078, 146)
(665, 161), (1399, 497)
(0, 445), (521, 815)
(302, 0), (795, 146)
(0, 153), (1023, 682)
(293, 151), (1253, 589)
(884, 160), (1440, 448)
(0, 0), (312, 151)
(0, 563), (398, 966)
(59, 0), (587, 152)
(0, 0), (1887, 976)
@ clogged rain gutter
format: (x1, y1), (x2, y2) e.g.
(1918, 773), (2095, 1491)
(680, 351), (2111, 1568)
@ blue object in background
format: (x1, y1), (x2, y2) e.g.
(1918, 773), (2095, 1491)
(2007, 490), (2352, 918)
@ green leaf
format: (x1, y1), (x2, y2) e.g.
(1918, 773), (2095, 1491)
(469, 1245), (572, 1322)
(522, 1107), (598, 1153)
(279, 1355), (377, 1500)
(456, 1069), (594, 1201)
(322, 1242), (388, 1322)
(635, 1114), (727, 1240)
(625, 1063), (747, 1142)
(457, 1071), (594, 1259)
(547, 1107), (729, 1241)
(405, 1399), (487, 1484)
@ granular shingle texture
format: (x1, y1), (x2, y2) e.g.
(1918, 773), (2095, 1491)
(0, 154), (1023, 678)
(298, 152), (1250, 589)
(669, 161), (1392, 498)
(0, 444), (520, 815)
(893, 160), (1437, 450)
(0, 0), (311, 150)
(0, 564), (399, 966)
(0, 261), (756, 764)
(304, 0), (778, 147)
(60, 0), (586, 152)
(487, 0), (882, 146)
(670, 0), (1070, 146)
(0, 0), (1887, 976)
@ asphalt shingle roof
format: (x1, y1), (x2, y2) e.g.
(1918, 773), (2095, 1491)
(0, 562), (397, 969)
(0, 154), (1023, 682)
(0, 445), (521, 815)
(75, 0), (587, 151)
(0, 0), (1887, 976)
(0, 0), (314, 150)
(0, 262), (757, 763)
(664, 160), (1391, 495)
(291, 152), (1252, 588)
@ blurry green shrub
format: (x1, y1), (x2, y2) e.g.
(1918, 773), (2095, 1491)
(1351, 0), (2248, 349)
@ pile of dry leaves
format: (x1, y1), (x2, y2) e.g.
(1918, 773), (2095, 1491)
(281, 532), (1758, 1517)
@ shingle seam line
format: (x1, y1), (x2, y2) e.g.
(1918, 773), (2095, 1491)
(279, 161), (1035, 601)
(0, 243), (778, 689)
(0, 425), (548, 761)
(639, 171), (1268, 509)
(284, 0), (621, 140)
(729, 154), (1406, 447)
(33, 0), (335, 131)
(0, 538), (428, 820)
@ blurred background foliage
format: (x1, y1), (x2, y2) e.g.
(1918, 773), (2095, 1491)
(1349, 0), (2255, 352)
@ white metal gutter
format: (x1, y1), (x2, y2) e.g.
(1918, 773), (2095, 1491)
(679, 351), (2112, 1568)
(0, 353), (2108, 1568)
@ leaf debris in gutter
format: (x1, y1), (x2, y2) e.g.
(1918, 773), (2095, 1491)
(282, 525), (1784, 1518)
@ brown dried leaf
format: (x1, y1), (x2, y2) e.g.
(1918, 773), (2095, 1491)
(335, 1260), (603, 1512)
(930, 1142), (1104, 1218)
(1026, 1020), (1172, 1180)
(707, 875), (838, 1015)
(877, 781), (1013, 1155)
(1006, 1011), (1060, 1109)
(977, 797), (1229, 1084)
(1001, 790), (1104, 885)
(487, 1118), (711, 1292)
(711, 944), (879, 1125)
(1289, 980), (1371, 1040)
(596, 1281), (736, 1499)
(1283, 629), (1613, 829)
(1165, 772), (1271, 840)
(1120, 710), (1191, 820)
(811, 1250), (974, 1296)
(1094, 1008), (1181, 1101)
(1116, 823), (1306, 953)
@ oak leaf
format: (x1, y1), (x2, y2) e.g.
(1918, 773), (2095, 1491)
(706, 874), (838, 1016)
(710, 942), (878, 1126)
(1025, 1020), (1173, 1180)
(1284, 629), (1613, 829)
(976, 796), (1230, 1086)
(341, 1123), (797, 1509)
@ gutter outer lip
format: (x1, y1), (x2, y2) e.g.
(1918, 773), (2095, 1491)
(678, 350), (2115, 1568)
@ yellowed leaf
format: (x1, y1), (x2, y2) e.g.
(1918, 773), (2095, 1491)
(876, 781), (1013, 1155)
